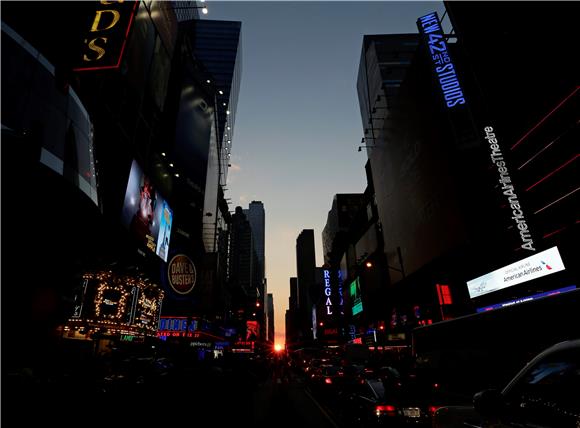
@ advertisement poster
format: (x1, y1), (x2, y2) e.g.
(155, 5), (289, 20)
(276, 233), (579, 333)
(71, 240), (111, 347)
(121, 160), (173, 261)
(467, 246), (566, 299)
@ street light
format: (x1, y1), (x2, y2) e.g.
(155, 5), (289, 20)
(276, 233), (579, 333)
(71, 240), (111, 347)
(173, 2), (209, 15)
(358, 137), (376, 152)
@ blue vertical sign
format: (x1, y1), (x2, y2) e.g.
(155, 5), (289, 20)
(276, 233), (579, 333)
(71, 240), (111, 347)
(417, 12), (466, 108)
(323, 269), (333, 315)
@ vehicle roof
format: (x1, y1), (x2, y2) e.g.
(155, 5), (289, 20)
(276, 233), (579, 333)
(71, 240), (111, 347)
(503, 338), (580, 394)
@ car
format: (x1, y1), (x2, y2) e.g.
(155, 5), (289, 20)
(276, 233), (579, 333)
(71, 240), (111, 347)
(338, 375), (447, 427)
(433, 339), (580, 428)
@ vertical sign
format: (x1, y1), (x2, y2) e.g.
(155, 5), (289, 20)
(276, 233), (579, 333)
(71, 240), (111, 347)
(323, 269), (333, 315)
(74, 1), (138, 72)
(417, 11), (466, 108)
(72, 278), (89, 318)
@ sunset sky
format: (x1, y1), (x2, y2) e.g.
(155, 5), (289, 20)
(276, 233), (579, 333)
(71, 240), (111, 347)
(205, 1), (445, 345)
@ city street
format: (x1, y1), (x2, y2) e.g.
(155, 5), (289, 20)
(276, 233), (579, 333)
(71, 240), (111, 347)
(2, 2), (578, 428)
(5, 356), (341, 428)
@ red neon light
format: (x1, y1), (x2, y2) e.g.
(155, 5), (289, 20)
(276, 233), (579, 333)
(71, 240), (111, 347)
(511, 86), (579, 151)
(525, 154), (579, 191)
(436, 284), (452, 305)
(542, 226), (567, 240)
(517, 139), (557, 170)
(534, 186), (580, 214)
(116, 1), (138, 67)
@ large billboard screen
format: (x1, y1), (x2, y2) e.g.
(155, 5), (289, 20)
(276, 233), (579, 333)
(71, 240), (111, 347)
(349, 277), (363, 316)
(121, 160), (173, 261)
(466, 246), (566, 299)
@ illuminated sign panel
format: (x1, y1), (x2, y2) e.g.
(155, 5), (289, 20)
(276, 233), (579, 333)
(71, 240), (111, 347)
(167, 254), (196, 295)
(467, 246), (566, 299)
(476, 285), (577, 313)
(323, 269), (333, 315)
(157, 316), (198, 337)
(417, 12), (466, 108)
(74, 1), (138, 72)
(484, 125), (535, 251)
(349, 277), (363, 316)
(121, 160), (173, 262)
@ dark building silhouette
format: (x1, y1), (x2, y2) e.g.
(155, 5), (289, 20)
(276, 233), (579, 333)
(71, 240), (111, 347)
(350, 4), (578, 346)
(2, 1), (243, 375)
(267, 293), (274, 344)
(295, 229), (317, 344)
(286, 277), (299, 349)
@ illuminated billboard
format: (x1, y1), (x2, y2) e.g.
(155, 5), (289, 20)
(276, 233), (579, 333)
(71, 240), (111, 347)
(74, 1), (138, 72)
(349, 277), (363, 316)
(466, 246), (566, 299)
(417, 11), (466, 108)
(121, 160), (173, 261)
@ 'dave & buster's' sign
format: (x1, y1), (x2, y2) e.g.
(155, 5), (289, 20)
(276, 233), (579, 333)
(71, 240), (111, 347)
(168, 254), (197, 295)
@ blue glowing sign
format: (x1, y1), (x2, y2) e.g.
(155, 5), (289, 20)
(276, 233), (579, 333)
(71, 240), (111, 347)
(417, 12), (466, 108)
(323, 269), (333, 315)
(476, 285), (577, 313)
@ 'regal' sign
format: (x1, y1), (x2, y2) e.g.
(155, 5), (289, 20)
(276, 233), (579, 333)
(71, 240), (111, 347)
(74, 1), (138, 72)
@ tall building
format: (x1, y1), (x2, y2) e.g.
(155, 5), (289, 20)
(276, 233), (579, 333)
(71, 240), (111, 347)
(1, 1), (243, 372)
(244, 201), (266, 279)
(352, 4), (578, 347)
(229, 207), (255, 301)
(286, 277), (299, 349)
(296, 229), (316, 343)
(322, 193), (365, 266)
(267, 293), (274, 344)
(191, 19), (242, 186)
(173, 1), (203, 22)
(443, 2), (579, 284)
(357, 34), (420, 153)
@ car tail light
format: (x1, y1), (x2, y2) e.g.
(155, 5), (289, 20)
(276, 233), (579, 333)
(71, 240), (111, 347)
(375, 405), (397, 416)
(325, 377), (332, 384)
(428, 406), (441, 415)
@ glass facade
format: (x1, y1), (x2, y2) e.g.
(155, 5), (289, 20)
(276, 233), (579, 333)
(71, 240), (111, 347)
(1, 22), (98, 205)
(192, 19), (242, 185)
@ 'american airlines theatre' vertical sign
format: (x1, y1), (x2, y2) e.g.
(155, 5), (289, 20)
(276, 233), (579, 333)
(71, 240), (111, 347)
(74, 1), (138, 72)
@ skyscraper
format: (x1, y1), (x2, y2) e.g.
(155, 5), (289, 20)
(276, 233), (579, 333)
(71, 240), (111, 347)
(244, 201), (265, 280)
(267, 293), (274, 344)
(296, 229), (316, 343)
(229, 207), (255, 300)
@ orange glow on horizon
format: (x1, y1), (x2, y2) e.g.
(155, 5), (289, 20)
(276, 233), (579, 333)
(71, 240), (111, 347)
(274, 343), (283, 352)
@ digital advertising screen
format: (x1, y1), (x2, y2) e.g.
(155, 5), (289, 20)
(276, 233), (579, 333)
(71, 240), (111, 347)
(350, 277), (363, 316)
(121, 160), (173, 261)
(466, 246), (566, 299)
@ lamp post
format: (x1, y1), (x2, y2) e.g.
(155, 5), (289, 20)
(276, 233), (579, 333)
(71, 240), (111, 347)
(173, 1), (209, 16)
(358, 137), (376, 152)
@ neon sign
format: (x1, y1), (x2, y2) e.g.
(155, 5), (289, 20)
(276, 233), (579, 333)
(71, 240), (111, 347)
(476, 285), (576, 313)
(417, 12), (466, 108)
(323, 269), (333, 315)
(74, 1), (138, 72)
